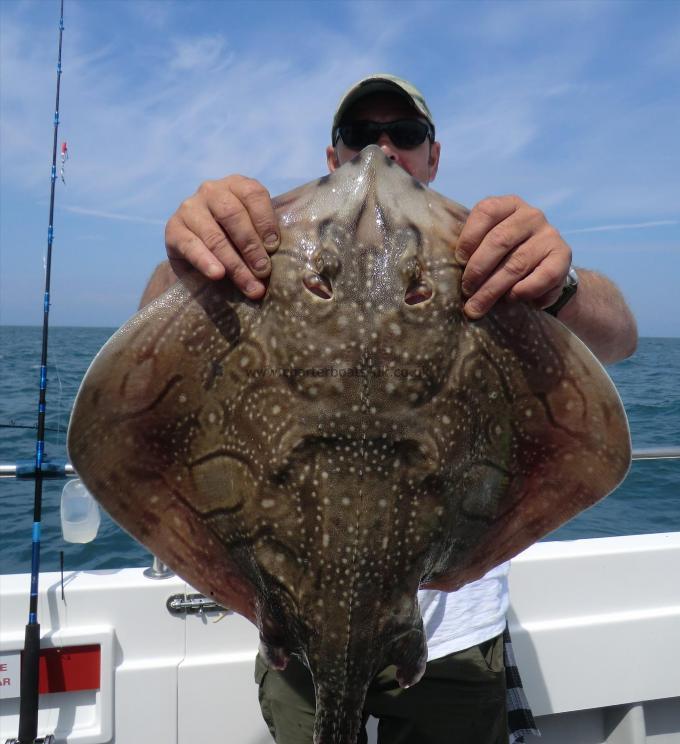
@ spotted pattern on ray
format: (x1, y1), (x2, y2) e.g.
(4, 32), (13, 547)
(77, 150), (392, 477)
(68, 145), (630, 744)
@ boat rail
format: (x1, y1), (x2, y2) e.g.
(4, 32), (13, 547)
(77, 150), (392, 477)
(1, 447), (679, 479)
(626, 446), (680, 460)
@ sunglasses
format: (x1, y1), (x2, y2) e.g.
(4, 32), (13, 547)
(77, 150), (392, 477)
(333, 119), (435, 150)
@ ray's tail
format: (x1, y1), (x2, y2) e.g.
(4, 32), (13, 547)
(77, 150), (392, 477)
(306, 624), (427, 744)
(312, 683), (368, 744)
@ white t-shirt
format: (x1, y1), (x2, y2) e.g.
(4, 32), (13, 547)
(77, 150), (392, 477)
(418, 561), (510, 661)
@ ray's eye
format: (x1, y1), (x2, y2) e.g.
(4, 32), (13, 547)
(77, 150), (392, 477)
(304, 248), (341, 300)
(401, 255), (433, 305)
(313, 249), (341, 278)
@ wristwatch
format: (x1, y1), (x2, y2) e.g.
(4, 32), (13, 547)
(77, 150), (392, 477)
(544, 266), (579, 317)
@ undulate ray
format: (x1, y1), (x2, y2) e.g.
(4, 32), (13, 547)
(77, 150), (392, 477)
(68, 145), (631, 744)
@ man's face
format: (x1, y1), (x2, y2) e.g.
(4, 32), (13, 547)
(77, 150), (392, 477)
(326, 92), (440, 184)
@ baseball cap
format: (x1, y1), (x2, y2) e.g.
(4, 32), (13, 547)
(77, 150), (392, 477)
(331, 74), (435, 141)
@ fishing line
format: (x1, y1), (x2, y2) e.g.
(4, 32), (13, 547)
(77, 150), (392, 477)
(9, 2), (65, 742)
(0, 423), (61, 432)
(51, 355), (65, 448)
(60, 551), (65, 602)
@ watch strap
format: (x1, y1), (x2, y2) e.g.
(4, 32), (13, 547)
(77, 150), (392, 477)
(544, 266), (578, 317)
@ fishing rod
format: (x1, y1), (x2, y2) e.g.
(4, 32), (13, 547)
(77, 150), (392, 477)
(8, 2), (65, 743)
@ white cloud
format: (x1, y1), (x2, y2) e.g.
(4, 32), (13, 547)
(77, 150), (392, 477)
(62, 205), (164, 226)
(169, 34), (233, 72)
(563, 220), (680, 236)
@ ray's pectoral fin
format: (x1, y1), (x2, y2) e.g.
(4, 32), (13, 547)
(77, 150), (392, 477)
(67, 269), (261, 620)
(423, 307), (631, 593)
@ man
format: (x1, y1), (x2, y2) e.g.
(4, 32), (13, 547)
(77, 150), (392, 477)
(143, 75), (637, 743)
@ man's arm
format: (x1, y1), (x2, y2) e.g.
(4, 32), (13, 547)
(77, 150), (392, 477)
(553, 269), (638, 364)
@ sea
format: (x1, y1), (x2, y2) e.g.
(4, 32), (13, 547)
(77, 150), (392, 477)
(1, 325), (679, 576)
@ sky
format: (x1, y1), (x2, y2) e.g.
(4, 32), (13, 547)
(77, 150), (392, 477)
(0, 0), (678, 336)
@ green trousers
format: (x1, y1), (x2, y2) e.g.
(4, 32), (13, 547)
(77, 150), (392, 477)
(254, 633), (508, 744)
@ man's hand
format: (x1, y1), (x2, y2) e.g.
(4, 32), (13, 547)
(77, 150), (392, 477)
(456, 195), (571, 319)
(165, 175), (280, 299)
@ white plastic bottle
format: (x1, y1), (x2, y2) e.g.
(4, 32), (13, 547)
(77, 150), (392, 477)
(60, 478), (101, 543)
